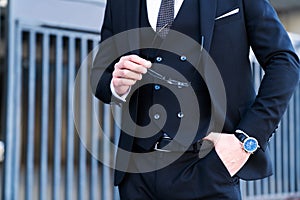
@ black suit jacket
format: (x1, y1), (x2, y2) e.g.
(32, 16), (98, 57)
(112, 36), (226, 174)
(92, 0), (300, 186)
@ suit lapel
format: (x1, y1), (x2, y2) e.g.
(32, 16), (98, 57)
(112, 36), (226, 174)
(124, 0), (217, 52)
(199, 0), (217, 52)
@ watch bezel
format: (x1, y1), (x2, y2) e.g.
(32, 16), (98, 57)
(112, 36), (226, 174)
(243, 136), (259, 154)
(235, 130), (260, 154)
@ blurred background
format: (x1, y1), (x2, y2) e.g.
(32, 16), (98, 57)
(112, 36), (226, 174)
(0, 0), (300, 199)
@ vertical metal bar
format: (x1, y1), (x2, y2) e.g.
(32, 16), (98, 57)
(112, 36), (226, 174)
(12, 22), (23, 200)
(40, 32), (50, 200)
(3, 23), (14, 200)
(66, 36), (75, 200)
(240, 181), (247, 199)
(252, 62), (260, 93)
(248, 180), (255, 197)
(25, 30), (37, 200)
(3, 14), (19, 199)
(78, 38), (88, 200)
(261, 177), (268, 196)
(269, 128), (276, 196)
(53, 34), (63, 200)
(251, 62), (255, 91)
(0, 0), (7, 161)
(275, 122), (283, 194)
(113, 105), (121, 200)
(295, 87), (300, 192)
(102, 104), (112, 200)
(90, 99), (99, 200)
(288, 96), (296, 193)
(255, 179), (261, 196)
(282, 113), (289, 193)
(90, 40), (100, 200)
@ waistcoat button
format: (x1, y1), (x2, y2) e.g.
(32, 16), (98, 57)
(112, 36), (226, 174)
(154, 114), (160, 120)
(177, 112), (184, 118)
(154, 85), (161, 90)
(156, 56), (163, 62)
(180, 55), (187, 61)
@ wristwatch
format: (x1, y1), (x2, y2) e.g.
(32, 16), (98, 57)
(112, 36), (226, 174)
(234, 130), (260, 154)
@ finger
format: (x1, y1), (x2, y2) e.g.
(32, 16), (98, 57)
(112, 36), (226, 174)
(121, 55), (152, 68)
(124, 60), (149, 74)
(113, 77), (137, 87)
(115, 60), (148, 74)
(203, 132), (221, 144)
(113, 69), (143, 81)
(128, 55), (152, 68)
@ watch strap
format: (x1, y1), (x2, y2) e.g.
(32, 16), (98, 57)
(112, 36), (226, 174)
(234, 130), (248, 143)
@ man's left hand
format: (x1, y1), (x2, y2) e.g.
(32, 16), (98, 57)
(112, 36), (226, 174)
(204, 132), (251, 177)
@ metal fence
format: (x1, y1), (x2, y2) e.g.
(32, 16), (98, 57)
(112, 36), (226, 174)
(1, 21), (300, 200)
(2, 22), (118, 200)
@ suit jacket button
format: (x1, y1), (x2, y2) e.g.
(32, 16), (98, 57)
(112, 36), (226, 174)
(180, 55), (187, 61)
(154, 114), (160, 120)
(177, 112), (184, 118)
(154, 85), (161, 90)
(156, 56), (163, 62)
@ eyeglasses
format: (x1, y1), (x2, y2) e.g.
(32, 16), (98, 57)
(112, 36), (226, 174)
(145, 24), (204, 89)
(147, 68), (190, 88)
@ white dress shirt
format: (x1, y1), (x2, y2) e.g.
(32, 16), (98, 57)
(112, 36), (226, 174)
(111, 0), (185, 101)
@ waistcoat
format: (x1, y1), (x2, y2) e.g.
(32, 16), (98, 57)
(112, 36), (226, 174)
(132, 0), (211, 150)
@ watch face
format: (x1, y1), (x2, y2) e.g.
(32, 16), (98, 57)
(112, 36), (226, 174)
(243, 137), (258, 153)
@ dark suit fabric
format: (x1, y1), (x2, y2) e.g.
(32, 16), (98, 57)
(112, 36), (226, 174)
(119, 150), (242, 200)
(133, 0), (210, 151)
(92, 0), (300, 191)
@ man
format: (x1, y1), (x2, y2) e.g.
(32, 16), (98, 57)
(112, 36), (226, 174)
(92, 0), (300, 199)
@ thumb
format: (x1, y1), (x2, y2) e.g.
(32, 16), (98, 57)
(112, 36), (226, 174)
(203, 132), (221, 144)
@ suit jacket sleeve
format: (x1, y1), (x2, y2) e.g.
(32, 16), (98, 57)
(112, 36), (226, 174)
(91, 0), (122, 104)
(237, 0), (300, 150)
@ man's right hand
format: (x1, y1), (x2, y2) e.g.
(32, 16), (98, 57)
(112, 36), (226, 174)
(112, 55), (152, 96)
